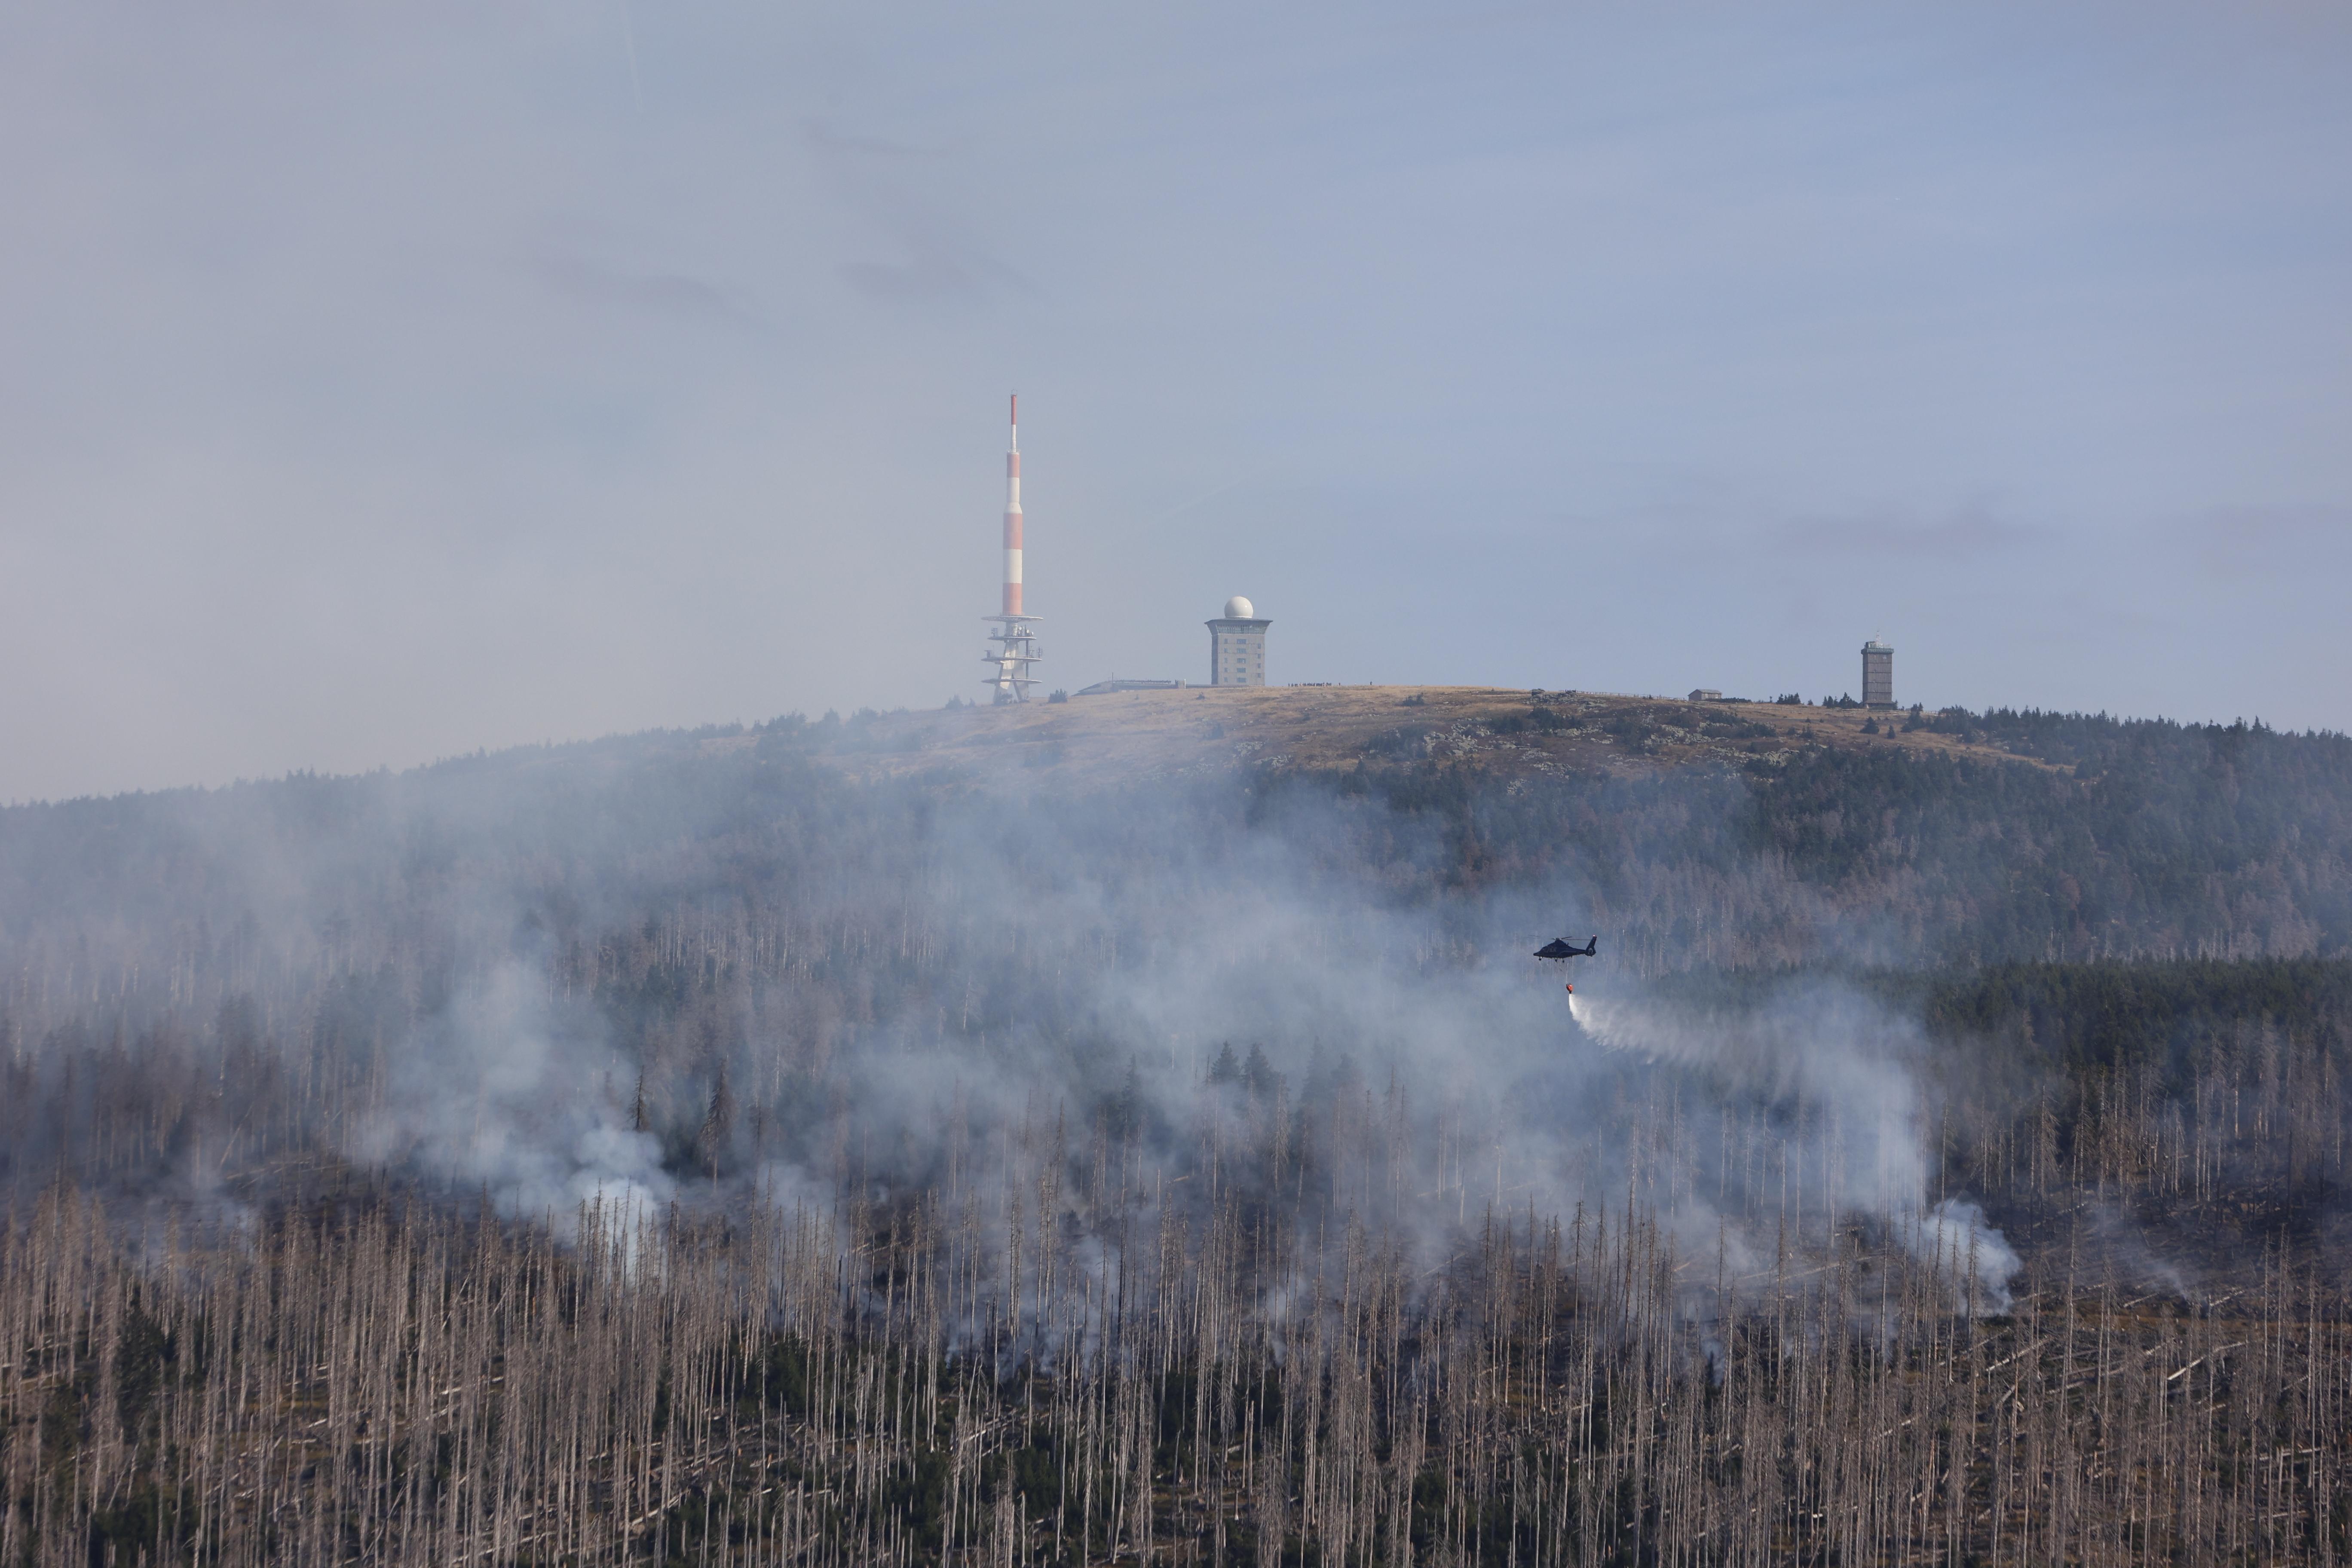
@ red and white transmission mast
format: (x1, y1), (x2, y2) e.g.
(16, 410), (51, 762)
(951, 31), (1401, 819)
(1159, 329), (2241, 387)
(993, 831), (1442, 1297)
(982, 393), (1041, 702)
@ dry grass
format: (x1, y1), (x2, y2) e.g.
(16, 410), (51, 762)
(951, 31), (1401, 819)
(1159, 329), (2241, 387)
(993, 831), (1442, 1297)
(751, 688), (2033, 790)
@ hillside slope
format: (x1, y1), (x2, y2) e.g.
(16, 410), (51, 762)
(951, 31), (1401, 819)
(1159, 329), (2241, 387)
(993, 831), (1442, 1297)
(4, 689), (2352, 1568)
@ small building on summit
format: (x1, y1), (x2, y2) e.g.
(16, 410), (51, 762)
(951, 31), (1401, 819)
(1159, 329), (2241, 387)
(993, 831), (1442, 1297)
(1206, 597), (1271, 686)
(1862, 639), (1895, 709)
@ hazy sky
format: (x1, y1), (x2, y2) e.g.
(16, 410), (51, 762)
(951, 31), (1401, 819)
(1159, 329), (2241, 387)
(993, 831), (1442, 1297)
(4, 1), (2348, 801)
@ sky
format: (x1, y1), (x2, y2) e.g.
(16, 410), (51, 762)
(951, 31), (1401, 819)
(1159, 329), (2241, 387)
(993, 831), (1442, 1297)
(2, 0), (2348, 802)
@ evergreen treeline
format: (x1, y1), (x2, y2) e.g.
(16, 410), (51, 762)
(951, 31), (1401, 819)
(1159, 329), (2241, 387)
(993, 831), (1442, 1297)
(1335, 706), (2352, 966)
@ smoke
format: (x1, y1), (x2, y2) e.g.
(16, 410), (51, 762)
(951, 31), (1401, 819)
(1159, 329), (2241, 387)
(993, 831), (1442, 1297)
(1571, 982), (1926, 1206)
(346, 961), (674, 1222)
(1908, 1197), (2023, 1311)
(1570, 980), (2021, 1307)
(0, 734), (2030, 1324)
(671, 778), (2014, 1320)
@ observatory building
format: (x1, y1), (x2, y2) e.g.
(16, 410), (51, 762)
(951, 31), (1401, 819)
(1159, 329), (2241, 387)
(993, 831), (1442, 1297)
(1862, 638), (1895, 710)
(1207, 597), (1271, 686)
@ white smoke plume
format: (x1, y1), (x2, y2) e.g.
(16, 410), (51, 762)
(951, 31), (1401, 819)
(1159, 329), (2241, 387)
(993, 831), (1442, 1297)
(0, 737), (2030, 1328)
(1571, 981), (2021, 1308)
(346, 961), (674, 1222)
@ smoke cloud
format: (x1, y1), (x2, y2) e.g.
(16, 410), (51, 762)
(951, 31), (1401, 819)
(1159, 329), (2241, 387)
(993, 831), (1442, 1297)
(35, 738), (2029, 1327)
(346, 960), (675, 1222)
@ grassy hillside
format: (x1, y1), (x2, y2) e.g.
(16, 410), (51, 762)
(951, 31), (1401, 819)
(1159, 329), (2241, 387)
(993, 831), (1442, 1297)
(782, 686), (2044, 787)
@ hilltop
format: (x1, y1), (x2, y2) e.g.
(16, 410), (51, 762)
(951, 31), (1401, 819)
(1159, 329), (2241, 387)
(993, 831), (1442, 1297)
(3, 685), (2343, 990)
(741, 685), (2045, 788)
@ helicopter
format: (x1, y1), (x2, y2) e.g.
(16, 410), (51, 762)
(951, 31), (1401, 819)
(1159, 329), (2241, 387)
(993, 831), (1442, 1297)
(1533, 935), (1599, 991)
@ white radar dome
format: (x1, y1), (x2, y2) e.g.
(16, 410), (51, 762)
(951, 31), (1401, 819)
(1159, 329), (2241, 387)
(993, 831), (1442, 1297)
(1224, 596), (1255, 620)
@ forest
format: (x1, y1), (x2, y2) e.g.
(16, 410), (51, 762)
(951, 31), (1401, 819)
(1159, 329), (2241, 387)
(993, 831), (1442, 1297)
(2, 701), (2350, 1565)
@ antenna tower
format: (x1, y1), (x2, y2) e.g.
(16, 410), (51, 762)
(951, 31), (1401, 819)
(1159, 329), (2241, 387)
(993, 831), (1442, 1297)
(983, 393), (1041, 702)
